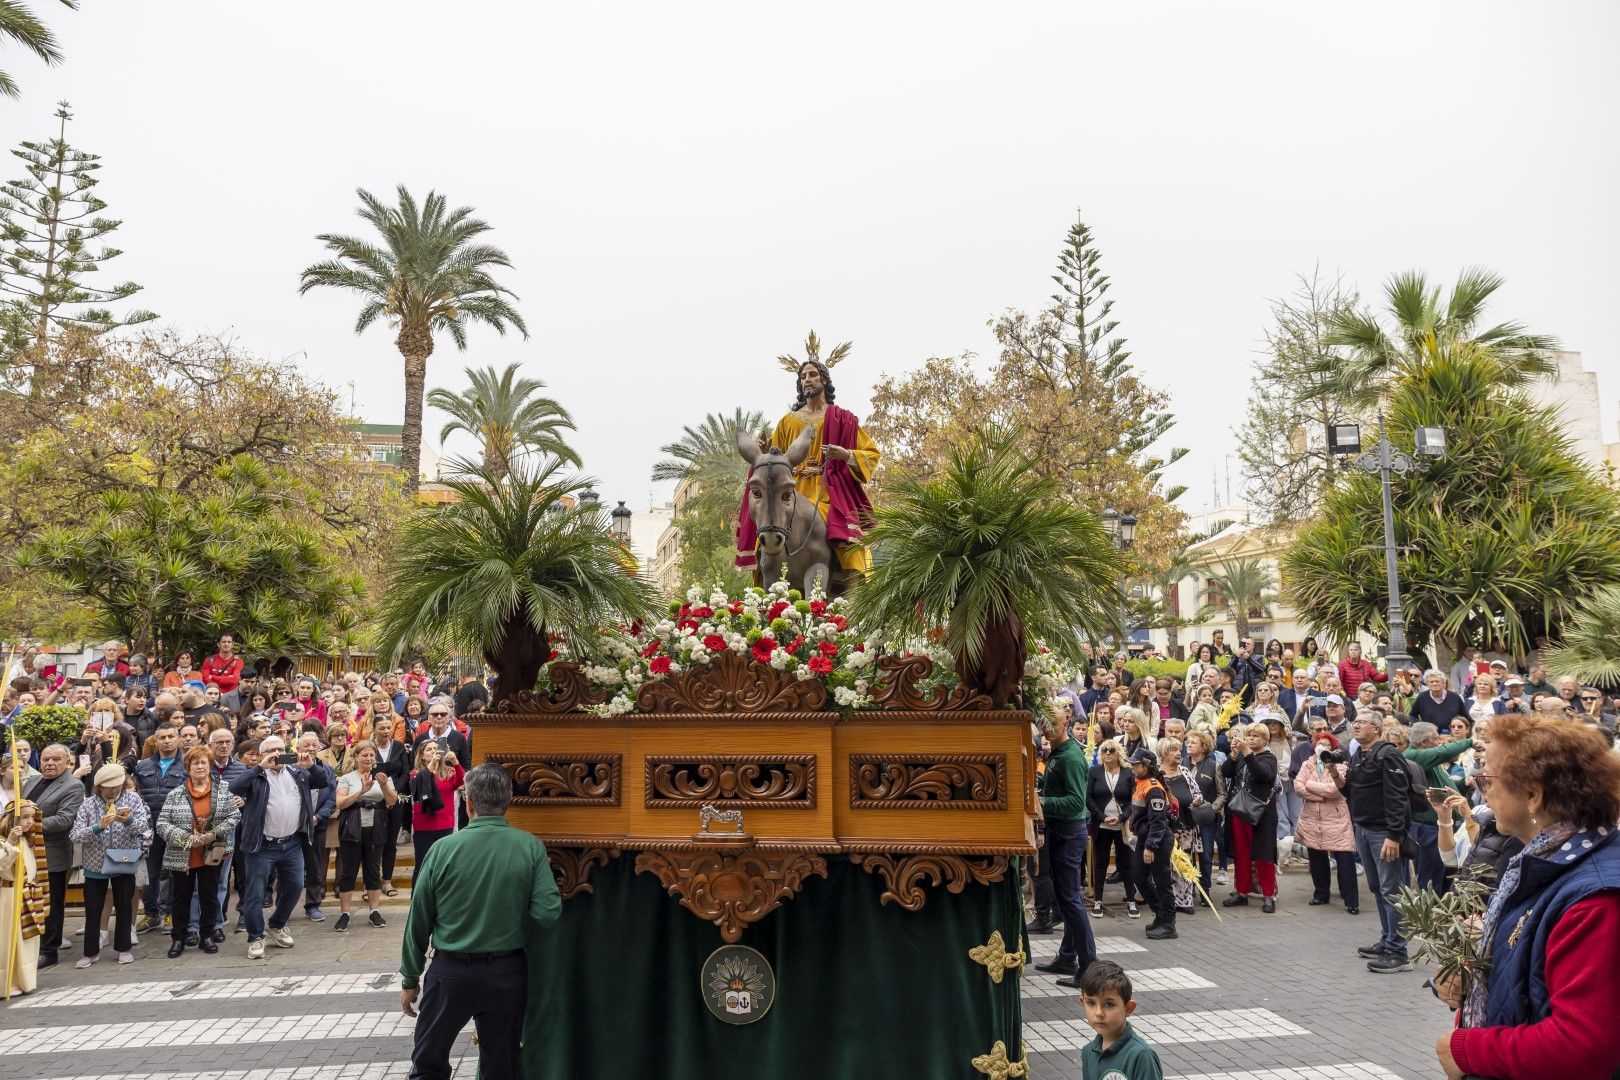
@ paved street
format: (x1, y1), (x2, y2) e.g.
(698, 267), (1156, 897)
(4, 864), (1445, 1080)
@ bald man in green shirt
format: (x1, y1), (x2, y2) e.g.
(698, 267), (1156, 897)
(400, 763), (562, 1080)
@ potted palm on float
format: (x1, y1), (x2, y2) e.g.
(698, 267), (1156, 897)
(374, 460), (655, 707)
(848, 428), (1126, 707)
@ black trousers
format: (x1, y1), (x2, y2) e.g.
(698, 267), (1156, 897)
(1032, 832), (1055, 917)
(170, 864), (222, 940)
(411, 951), (526, 1080)
(303, 827), (330, 909)
(41, 868), (68, 958)
(381, 800), (409, 883)
(1133, 835), (1176, 924)
(1091, 827), (1137, 901)
(1307, 847), (1360, 908)
(82, 874), (136, 956)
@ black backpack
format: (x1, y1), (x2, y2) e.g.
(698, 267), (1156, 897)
(1400, 755), (1431, 818)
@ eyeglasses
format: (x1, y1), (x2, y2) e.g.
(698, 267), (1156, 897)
(1472, 771), (1496, 792)
(428, 711), (450, 718)
(1581, 696), (1599, 703)
(1100, 748), (1118, 755)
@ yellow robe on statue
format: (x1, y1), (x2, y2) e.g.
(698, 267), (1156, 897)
(0, 840), (39, 997)
(771, 412), (878, 573)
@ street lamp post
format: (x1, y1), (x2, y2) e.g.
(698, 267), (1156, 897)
(1327, 413), (1446, 674)
(610, 500), (633, 544)
(1100, 508), (1138, 654)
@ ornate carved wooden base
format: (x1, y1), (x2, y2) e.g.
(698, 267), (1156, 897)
(634, 849), (829, 943)
(849, 853), (1010, 912)
(547, 846), (621, 900)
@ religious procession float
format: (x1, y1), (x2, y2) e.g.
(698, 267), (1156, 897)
(474, 333), (1118, 1079)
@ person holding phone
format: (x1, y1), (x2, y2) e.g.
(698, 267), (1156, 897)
(69, 764), (148, 966)
(332, 740), (399, 932)
(227, 735), (329, 960)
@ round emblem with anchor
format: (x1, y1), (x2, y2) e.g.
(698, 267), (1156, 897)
(701, 944), (775, 1025)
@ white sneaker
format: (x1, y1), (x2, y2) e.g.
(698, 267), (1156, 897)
(268, 927), (295, 949)
(99, 930), (109, 948)
(247, 938), (265, 960)
(1214, 871), (1228, 886)
(1126, 901), (1140, 919)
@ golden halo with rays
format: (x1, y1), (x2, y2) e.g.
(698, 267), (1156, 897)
(776, 330), (852, 373)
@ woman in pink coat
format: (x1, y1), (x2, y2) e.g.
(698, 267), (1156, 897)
(1293, 732), (1360, 914)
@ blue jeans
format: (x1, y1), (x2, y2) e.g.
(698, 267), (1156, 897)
(1355, 825), (1408, 957)
(244, 837), (304, 940)
(188, 848), (233, 934)
(1408, 820), (1447, 895)
(1047, 819), (1095, 969)
(1276, 786), (1303, 844)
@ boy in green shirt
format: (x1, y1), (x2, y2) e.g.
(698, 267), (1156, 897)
(1078, 960), (1164, 1080)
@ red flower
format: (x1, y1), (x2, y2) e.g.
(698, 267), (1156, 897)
(547, 649), (559, 662)
(728, 601), (744, 616)
(649, 656), (672, 675)
(692, 606), (714, 619)
(784, 635), (805, 655)
(677, 618), (700, 633)
(853, 643), (866, 652)
(751, 637), (777, 664)
(640, 640), (663, 658)
(810, 599), (828, 615)
(703, 634), (727, 652)
(767, 600), (790, 620)
(807, 655), (834, 675)
(628, 620), (643, 637)
(678, 603), (692, 617)
(817, 640), (839, 657)
(827, 615), (847, 630)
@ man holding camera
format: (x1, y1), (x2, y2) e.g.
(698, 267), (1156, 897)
(229, 735), (329, 959)
(1336, 711), (1414, 975)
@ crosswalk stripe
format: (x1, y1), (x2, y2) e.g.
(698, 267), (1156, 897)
(1025, 1008), (1309, 1052)
(1027, 934), (1146, 955)
(2, 1010), (413, 1055)
(35, 1064), (477, 1080)
(1174, 1067), (1405, 1080)
(17, 971), (401, 1008)
(1021, 966), (1216, 998)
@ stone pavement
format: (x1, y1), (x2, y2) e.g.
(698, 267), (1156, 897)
(1023, 861), (1447, 1080)
(1, 864), (1449, 1079)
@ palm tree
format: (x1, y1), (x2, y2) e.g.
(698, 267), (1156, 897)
(1317, 268), (1557, 408)
(426, 362), (579, 481)
(374, 460), (654, 705)
(652, 407), (768, 487)
(1543, 585), (1620, 688)
(0, 1), (72, 99)
(1203, 558), (1277, 642)
(1132, 542), (1218, 658)
(299, 186), (527, 495)
(848, 428), (1125, 706)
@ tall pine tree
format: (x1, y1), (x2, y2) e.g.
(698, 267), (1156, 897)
(0, 101), (155, 367)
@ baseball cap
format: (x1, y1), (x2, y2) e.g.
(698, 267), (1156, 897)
(1505, 676), (1524, 686)
(1125, 746), (1159, 767)
(1323, 694), (1345, 706)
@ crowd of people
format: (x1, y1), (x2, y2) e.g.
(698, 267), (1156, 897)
(0, 636), (491, 988)
(1032, 635), (1620, 1080)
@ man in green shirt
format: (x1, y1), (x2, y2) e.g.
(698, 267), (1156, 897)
(400, 763), (562, 1080)
(1030, 708), (1094, 987)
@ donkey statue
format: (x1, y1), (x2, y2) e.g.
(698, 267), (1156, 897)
(736, 426), (842, 598)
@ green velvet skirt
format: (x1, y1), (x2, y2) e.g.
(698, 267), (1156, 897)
(520, 856), (1027, 1078)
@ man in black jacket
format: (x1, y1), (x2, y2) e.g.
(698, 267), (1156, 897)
(1337, 711), (1413, 975)
(133, 725), (186, 932)
(1228, 638), (1267, 706)
(24, 745), (84, 968)
(229, 735), (329, 959)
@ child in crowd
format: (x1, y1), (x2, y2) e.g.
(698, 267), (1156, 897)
(1079, 960), (1163, 1080)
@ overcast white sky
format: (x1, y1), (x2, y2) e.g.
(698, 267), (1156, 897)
(13, 1), (1619, 518)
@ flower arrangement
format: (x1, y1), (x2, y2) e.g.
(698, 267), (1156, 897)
(573, 582), (879, 716)
(557, 581), (1067, 718)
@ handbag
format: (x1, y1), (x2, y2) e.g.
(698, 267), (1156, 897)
(202, 842), (227, 867)
(1226, 788), (1266, 826)
(102, 847), (141, 875)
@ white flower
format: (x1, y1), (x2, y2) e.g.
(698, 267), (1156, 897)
(769, 580), (791, 597)
(845, 649), (873, 671)
(795, 666), (814, 681)
(653, 620), (675, 638)
(769, 649), (792, 670)
(686, 586), (705, 604)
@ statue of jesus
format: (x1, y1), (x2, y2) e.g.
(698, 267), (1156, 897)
(736, 332), (879, 579)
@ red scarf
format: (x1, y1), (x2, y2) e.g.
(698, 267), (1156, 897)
(735, 404), (873, 567)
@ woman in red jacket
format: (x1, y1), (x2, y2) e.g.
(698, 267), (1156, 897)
(406, 740), (464, 885)
(1433, 714), (1620, 1079)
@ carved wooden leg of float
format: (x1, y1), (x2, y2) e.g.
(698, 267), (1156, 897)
(849, 853), (1011, 912)
(633, 849), (829, 943)
(546, 847), (621, 900)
